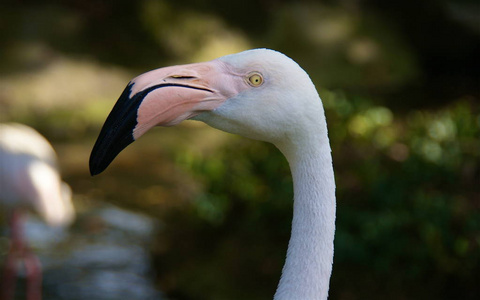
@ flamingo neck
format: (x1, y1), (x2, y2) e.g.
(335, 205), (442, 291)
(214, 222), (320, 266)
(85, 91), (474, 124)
(274, 131), (336, 300)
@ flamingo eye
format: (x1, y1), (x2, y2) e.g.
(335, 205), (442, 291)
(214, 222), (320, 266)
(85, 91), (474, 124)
(247, 73), (263, 87)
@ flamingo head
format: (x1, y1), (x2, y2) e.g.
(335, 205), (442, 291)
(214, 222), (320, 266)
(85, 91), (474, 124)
(90, 49), (324, 175)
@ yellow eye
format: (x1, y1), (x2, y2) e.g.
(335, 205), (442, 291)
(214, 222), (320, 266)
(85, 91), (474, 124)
(247, 73), (263, 86)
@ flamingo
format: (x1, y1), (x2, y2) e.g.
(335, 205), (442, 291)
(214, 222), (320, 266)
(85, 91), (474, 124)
(90, 49), (336, 300)
(0, 123), (75, 300)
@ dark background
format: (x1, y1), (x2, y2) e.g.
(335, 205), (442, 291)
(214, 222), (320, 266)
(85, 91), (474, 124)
(1, 0), (478, 299)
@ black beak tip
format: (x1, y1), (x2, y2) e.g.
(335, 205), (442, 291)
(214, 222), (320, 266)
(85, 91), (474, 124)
(89, 146), (109, 176)
(89, 82), (139, 177)
(89, 132), (135, 177)
(89, 160), (103, 177)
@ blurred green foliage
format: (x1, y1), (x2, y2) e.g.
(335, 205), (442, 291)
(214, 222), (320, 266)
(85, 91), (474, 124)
(1, 0), (478, 300)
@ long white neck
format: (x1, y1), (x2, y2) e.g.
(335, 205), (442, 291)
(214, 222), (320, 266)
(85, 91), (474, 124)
(273, 123), (336, 300)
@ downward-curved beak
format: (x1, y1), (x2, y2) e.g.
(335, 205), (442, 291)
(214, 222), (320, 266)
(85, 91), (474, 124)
(89, 60), (242, 176)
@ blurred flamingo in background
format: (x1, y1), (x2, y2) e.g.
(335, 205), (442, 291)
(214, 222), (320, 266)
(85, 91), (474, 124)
(0, 123), (74, 300)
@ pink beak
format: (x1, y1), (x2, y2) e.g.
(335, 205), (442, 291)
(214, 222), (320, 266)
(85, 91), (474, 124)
(90, 59), (245, 175)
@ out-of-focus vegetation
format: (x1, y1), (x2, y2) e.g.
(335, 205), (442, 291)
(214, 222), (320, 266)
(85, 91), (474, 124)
(0, 0), (478, 300)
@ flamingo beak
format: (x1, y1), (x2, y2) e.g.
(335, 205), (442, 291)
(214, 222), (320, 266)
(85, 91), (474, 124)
(89, 60), (243, 176)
